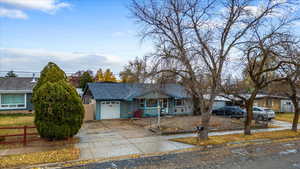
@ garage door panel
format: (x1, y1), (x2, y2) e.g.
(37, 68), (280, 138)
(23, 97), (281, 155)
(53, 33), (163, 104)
(101, 101), (120, 119)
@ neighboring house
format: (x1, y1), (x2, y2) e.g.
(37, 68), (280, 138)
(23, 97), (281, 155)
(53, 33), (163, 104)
(76, 88), (84, 97)
(253, 94), (299, 113)
(212, 96), (233, 110)
(0, 77), (36, 114)
(83, 83), (193, 120)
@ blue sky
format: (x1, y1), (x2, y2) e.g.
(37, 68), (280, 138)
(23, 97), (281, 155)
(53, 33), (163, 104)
(0, 0), (300, 77)
(0, 0), (153, 76)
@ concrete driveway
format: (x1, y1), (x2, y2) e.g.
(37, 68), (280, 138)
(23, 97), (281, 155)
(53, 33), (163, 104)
(75, 119), (291, 160)
(75, 120), (194, 160)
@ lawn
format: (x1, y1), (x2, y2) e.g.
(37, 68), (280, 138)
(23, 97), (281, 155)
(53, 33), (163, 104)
(0, 114), (79, 149)
(0, 114), (34, 126)
(132, 115), (272, 134)
(0, 114), (81, 168)
(171, 130), (300, 146)
(0, 147), (80, 168)
(275, 113), (299, 123)
(0, 114), (35, 136)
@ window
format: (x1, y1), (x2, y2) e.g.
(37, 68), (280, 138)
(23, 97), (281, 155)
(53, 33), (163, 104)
(0, 94), (26, 109)
(266, 99), (273, 107)
(146, 99), (158, 107)
(175, 99), (184, 107)
(140, 99), (145, 107)
(253, 107), (262, 111)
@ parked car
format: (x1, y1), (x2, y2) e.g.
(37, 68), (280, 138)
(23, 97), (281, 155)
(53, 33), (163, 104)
(212, 106), (246, 118)
(253, 106), (276, 121)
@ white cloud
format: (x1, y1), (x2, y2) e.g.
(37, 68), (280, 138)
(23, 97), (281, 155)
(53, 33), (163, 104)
(0, 48), (125, 76)
(0, 0), (70, 13)
(0, 7), (27, 19)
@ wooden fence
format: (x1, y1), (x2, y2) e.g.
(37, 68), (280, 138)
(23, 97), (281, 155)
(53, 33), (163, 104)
(0, 126), (39, 145)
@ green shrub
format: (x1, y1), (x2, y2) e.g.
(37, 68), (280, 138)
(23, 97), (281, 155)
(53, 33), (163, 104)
(34, 81), (84, 140)
(33, 62), (67, 95)
(33, 62), (84, 140)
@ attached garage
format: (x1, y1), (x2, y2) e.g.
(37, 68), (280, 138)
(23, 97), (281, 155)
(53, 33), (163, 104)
(99, 101), (120, 119)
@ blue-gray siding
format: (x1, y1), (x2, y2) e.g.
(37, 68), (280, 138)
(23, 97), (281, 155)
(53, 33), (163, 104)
(96, 100), (101, 120)
(26, 93), (33, 111)
(94, 99), (192, 120)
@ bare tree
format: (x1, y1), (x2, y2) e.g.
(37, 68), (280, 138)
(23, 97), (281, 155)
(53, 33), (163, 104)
(131, 0), (297, 139)
(224, 31), (299, 135)
(120, 56), (149, 83)
(277, 41), (300, 131)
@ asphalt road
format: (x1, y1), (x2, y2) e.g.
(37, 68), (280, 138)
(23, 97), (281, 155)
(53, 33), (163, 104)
(65, 139), (300, 169)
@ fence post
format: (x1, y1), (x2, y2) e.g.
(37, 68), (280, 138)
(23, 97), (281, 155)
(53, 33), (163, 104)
(23, 126), (27, 146)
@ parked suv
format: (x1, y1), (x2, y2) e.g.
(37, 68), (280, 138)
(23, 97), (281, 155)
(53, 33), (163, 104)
(212, 106), (246, 118)
(253, 106), (276, 121)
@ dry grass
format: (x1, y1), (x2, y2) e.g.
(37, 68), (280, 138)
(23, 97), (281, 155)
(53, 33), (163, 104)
(0, 114), (36, 148)
(133, 115), (270, 134)
(0, 114), (35, 135)
(171, 130), (300, 146)
(0, 147), (80, 168)
(275, 113), (299, 123)
(0, 114), (34, 127)
(0, 114), (79, 149)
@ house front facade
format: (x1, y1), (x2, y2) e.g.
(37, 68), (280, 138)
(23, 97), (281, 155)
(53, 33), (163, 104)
(0, 77), (36, 114)
(253, 94), (300, 113)
(83, 83), (193, 120)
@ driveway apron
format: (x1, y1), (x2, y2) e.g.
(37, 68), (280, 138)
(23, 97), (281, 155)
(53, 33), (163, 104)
(75, 120), (291, 160)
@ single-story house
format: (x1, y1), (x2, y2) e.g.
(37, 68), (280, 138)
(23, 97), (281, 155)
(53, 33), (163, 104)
(0, 77), (36, 114)
(254, 94), (300, 113)
(212, 96), (233, 110)
(83, 83), (195, 120)
(82, 82), (237, 120)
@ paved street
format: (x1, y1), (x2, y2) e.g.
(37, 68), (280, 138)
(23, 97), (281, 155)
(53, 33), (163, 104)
(66, 139), (300, 169)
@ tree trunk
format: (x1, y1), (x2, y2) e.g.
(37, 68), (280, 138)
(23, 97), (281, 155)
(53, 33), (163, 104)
(291, 98), (299, 131)
(200, 111), (210, 140)
(244, 98), (255, 135)
(199, 96), (215, 140)
(192, 95), (201, 115)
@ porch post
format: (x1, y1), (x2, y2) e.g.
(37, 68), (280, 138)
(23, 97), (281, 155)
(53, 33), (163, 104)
(157, 100), (160, 128)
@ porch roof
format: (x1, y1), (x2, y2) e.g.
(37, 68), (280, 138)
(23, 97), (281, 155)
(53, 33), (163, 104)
(85, 83), (189, 101)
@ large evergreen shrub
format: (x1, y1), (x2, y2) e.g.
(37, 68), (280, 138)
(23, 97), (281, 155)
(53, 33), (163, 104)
(33, 62), (67, 94)
(33, 62), (84, 140)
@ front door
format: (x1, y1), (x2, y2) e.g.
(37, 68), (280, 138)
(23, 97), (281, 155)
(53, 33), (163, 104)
(159, 99), (168, 114)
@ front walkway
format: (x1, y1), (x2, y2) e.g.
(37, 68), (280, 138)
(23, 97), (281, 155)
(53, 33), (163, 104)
(75, 120), (292, 160)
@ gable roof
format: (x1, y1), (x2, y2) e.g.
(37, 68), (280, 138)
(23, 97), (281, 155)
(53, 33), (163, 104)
(0, 77), (36, 93)
(85, 83), (189, 101)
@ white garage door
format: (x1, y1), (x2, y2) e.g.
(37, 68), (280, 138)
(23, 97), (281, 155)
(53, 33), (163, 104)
(101, 101), (120, 119)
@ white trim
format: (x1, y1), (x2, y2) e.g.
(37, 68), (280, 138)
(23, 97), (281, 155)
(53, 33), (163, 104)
(0, 90), (32, 94)
(0, 93), (27, 110)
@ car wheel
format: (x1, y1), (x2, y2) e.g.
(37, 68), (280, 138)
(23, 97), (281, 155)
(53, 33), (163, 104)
(258, 115), (264, 121)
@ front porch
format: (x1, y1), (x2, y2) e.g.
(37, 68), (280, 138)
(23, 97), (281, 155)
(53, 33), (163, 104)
(135, 97), (192, 117)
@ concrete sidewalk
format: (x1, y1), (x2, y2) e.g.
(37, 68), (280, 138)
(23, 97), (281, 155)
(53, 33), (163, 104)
(75, 120), (292, 160)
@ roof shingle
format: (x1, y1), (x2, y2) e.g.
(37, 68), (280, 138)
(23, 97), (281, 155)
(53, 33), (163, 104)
(0, 77), (36, 92)
(86, 83), (189, 101)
